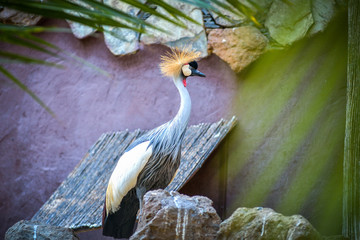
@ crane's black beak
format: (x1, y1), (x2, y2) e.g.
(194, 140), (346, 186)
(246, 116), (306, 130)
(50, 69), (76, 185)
(191, 69), (206, 77)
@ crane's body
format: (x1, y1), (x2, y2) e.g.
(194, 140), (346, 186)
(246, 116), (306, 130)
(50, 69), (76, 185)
(102, 47), (205, 238)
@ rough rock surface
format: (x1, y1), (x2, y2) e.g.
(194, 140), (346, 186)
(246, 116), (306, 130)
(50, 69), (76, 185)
(61, 0), (338, 59)
(217, 207), (323, 240)
(0, 7), (41, 26)
(5, 220), (78, 240)
(265, 0), (314, 46)
(66, 0), (98, 39)
(209, 0), (246, 27)
(140, 0), (207, 57)
(166, 30), (208, 58)
(208, 26), (268, 73)
(130, 190), (221, 240)
(103, 0), (141, 55)
(209, 0), (273, 27)
(309, 0), (336, 35)
(67, 21), (96, 39)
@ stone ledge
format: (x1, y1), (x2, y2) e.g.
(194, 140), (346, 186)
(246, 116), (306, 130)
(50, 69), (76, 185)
(5, 220), (78, 240)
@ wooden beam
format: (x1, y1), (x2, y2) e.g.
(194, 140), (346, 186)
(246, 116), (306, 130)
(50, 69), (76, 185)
(343, 1), (360, 239)
(31, 117), (237, 230)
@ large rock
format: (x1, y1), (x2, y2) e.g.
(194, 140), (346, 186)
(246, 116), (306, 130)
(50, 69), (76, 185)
(140, 0), (207, 57)
(308, 0), (336, 35)
(67, 21), (97, 39)
(102, 0), (141, 55)
(5, 220), (78, 240)
(208, 0), (246, 27)
(265, 0), (314, 46)
(130, 190), (221, 240)
(0, 7), (41, 26)
(209, 0), (273, 27)
(66, 0), (98, 39)
(208, 26), (268, 73)
(166, 30), (208, 58)
(217, 207), (322, 240)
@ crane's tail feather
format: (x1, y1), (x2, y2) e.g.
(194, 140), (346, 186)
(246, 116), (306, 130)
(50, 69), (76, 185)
(102, 189), (139, 239)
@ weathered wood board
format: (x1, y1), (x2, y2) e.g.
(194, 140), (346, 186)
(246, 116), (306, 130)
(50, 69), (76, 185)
(32, 117), (237, 230)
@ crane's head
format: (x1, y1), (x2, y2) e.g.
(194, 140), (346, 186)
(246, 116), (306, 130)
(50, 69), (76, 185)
(160, 47), (206, 87)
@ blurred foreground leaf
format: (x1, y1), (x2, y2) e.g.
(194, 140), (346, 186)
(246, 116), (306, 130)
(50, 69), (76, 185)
(343, 1), (360, 239)
(226, 12), (347, 236)
(0, 66), (55, 116)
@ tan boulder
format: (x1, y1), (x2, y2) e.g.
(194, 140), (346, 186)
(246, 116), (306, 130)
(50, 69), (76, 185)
(208, 26), (268, 73)
(217, 207), (323, 240)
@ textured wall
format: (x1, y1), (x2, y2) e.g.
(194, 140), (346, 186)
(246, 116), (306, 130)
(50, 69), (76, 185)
(0, 19), (237, 238)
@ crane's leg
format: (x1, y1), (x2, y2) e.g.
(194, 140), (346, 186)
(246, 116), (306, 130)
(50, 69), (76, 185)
(136, 186), (146, 220)
(138, 197), (144, 219)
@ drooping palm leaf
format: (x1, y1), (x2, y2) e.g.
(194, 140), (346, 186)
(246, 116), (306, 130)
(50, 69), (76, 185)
(0, 51), (63, 67)
(147, 0), (202, 25)
(80, 0), (188, 29)
(0, 0), (191, 34)
(0, 25), (110, 113)
(0, 66), (55, 116)
(115, 0), (186, 28)
(181, 0), (236, 24)
(1, 35), (59, 56)
(186, 0), (263, 27)
(1, 0), (145, 33)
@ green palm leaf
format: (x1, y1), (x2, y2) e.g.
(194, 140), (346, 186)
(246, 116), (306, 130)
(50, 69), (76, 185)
(1, 1), (145, 33)
(0, 66), (55, 117)
(0, 24), (111, 114)
(1, 35), (59, 57)
(0, 51), (63, 67)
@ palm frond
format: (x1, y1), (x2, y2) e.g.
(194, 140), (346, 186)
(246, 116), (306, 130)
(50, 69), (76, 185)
(186, 0), (263, 27)
(0, 24), (111, 114)
(1, 0), (146, 33)
(0, 0), (193, 34)
(0, 65), (55, 117)
(1, 35), (59, 56)
(0, 51), (63, 67)
(148, 0), (201, 25)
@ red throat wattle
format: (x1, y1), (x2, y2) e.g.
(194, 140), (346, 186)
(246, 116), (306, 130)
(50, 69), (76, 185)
(183, 78), (187, 87)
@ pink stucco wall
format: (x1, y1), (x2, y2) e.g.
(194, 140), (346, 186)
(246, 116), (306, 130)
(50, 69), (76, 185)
(0, 19), (237, 238)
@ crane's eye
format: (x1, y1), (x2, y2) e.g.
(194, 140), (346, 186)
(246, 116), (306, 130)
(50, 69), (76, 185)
(188, 61), (198, 69)
(181, 64), (191, 77)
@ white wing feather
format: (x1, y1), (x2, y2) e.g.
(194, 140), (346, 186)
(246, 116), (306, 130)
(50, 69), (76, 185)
(106, 141), (152, 214)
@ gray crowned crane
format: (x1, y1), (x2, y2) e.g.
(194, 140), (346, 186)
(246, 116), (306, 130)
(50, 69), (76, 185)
(102, 47), (206, 238)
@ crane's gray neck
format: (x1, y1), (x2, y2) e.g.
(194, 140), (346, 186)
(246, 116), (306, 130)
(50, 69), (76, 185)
(126, 76), (191, 154)
(172, 76), (191, 131)
(132, 75), (191, 159)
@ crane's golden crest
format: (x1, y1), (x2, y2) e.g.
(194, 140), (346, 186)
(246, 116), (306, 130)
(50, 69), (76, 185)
(160, 47), (201, 77)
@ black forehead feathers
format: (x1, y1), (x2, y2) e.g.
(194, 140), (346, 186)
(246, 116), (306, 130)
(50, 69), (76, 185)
(189, 61), (198, 69)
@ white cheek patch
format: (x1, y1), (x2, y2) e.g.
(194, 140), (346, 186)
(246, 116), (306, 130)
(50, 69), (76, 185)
(182, 65), (191, 77)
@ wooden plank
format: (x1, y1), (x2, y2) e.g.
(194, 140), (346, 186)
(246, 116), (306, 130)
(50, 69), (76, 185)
(343, 1), (360, 239)
(32, 117), (237, 230)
